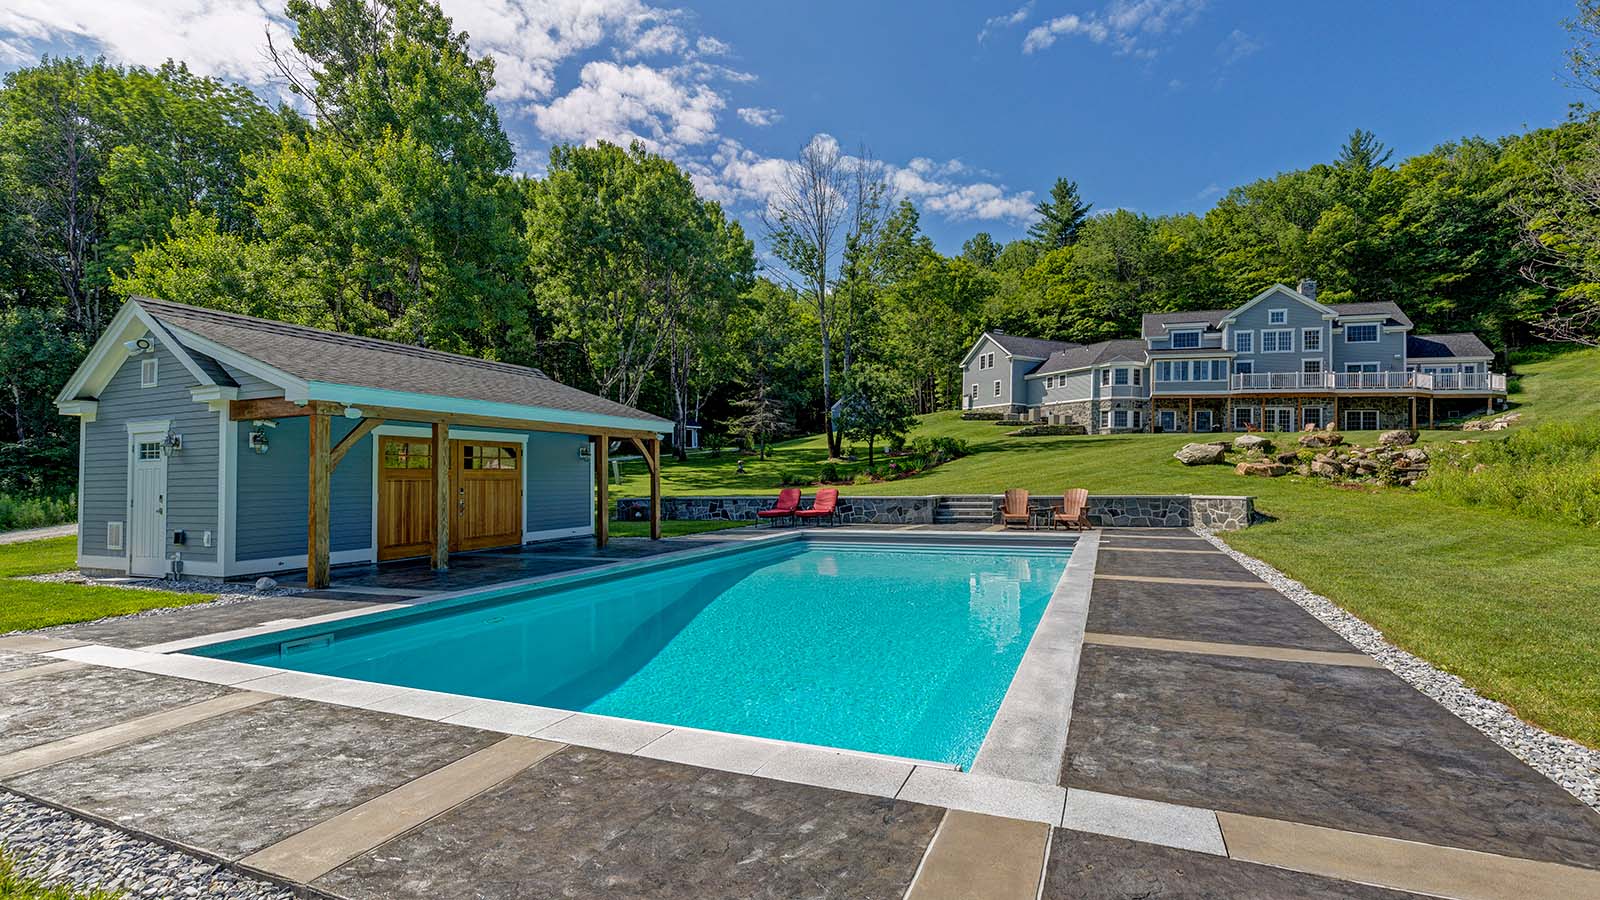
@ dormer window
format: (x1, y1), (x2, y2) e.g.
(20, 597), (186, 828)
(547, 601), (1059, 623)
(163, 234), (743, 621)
(1268, 308), (1288, 325)
(1170, 330), (1200, 349)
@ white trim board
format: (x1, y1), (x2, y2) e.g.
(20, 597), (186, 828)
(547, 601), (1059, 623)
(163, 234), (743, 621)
(235, 548), (377, 576)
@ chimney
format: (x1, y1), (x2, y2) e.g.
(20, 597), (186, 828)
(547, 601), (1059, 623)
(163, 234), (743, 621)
(1298, 278), (1318, 301)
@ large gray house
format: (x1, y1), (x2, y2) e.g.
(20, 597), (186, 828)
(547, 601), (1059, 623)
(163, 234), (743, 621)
(55, 298), (671, 586)
(962, 281), (1506, 434)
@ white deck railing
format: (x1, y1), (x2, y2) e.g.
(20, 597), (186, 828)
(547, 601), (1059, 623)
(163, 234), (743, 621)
(1225, 372), (1505, 393)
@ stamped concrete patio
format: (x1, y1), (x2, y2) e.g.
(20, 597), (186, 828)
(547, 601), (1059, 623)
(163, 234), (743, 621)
(1, 528), (1597, 899)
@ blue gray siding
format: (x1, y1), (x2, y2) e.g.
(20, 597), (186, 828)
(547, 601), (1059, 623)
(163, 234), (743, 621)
(217, 361), (286, 399)
(1025, 369), (1092, 405)
(235, 416), (373, 564)
(79, 341), (219, 566)
(524, 432), (592, 531)
(963, 335), (1030, 409)
(1226, 292), (1331, 374)
(1331, 319), (1406, 372)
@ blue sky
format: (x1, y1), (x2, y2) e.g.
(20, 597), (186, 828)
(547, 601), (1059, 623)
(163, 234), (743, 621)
(0, 1), (1585, 251)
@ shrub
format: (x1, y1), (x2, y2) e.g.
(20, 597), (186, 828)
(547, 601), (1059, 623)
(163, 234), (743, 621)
(886, 432), (907, 454)
(909, 436), (971, 464)
(0, 492), (75, 532)
(778, 471), (810, 487)
(819, 462), (841, 483)
(1421, 421), (1600, 527)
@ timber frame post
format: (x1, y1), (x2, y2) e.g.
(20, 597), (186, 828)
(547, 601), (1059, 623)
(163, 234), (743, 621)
(594, 436), (610, 549)
(431, 422), (450, 571)
(307, 413), (331, 589)
(649, 437), (662, 541)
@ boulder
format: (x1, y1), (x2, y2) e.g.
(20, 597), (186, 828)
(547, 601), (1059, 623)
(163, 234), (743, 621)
(1233, 434), (1271, 453)
(1174, 442), (1227, 466)
(1378, 429), (1418, 447)
(1236, 461), (1290, 477)
(1401, 448), (1429, 463)
(253, 576), (278, 591)
(1299, 431), (1344, 448)
(1311, 458), (1342, 478)
(1275, 451), (1300, 465)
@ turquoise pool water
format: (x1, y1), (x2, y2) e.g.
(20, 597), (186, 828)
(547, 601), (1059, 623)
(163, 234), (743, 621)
(199, 539), (1071, 766)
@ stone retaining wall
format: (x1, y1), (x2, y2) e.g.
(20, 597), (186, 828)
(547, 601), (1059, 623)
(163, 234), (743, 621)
(616, 493), (1255, 530)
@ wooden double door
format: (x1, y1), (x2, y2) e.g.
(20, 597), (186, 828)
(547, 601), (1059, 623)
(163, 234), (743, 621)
(378, 436), (523, 561)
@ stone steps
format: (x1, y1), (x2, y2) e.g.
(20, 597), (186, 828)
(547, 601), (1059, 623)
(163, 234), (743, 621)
(934, 496), (997, 524)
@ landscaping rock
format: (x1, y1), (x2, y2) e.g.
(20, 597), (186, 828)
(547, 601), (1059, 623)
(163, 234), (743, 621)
(1311, 458), (1343, 478)
(1235, 461), (1290, 477)
(1275, 451), (1300, 465)
(1299, 430), (1344, 448)
(253, 576), (277, 591)
(1379, 429), (1418, 447)
(1401, 447), (1429, 464)
(1233, 434), (1271, 452)
(1174, 442), (1227, 466)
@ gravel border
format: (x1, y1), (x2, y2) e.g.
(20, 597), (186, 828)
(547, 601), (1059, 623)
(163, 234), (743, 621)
(1198, 527), (1600, 814)
(5, 575), (307, 638)
(0, 791), (296, 899)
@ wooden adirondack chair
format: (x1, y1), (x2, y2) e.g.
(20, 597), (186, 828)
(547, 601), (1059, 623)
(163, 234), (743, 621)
(1001, 489), (1032, 529)
(1054, 488), (1091, 530)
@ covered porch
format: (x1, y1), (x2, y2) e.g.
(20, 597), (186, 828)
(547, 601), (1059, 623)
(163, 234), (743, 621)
(228, 398), (665, 589)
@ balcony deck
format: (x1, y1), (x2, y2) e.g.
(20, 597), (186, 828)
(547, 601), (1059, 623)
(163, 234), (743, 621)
(1154, 372), (1506, 396)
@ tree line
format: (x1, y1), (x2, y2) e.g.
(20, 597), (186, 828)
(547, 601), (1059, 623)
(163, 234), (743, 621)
(3, 0), (1599, 494)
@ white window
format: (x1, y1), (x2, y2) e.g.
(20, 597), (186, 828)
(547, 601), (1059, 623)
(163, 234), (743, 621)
(1100, 369), (1111, 386)
(1302, 359), (1323, 375)
(1233, 331), (1254, 353)
(1268, 308), (1287, 325)
(1132, 368), (1142, 386)
(1345, 362), (1379, 373)
(1195, 409), (1213, 431)
(1170, 330), (1200, 349)
(140, 358), (158, 387)
(1462, 363), (1478, 374)
(993, 380), (1002, 398)
(1132, 410), (1143, 429)
(1261, 329), (1295, 352)
(1233, 406), (1255, 430)
(1234, 360), (1254, 375)
(1100, 410), (1111, 430)
(1302, 328), (1322, 352)
(1344, 409), (1379, 430)
(970, 383), (978, 399)
(1114, 368), (1129, 385)
(106, 521), (124, 551)
(137, 441), (162, 461)
(1044, 375), (1053, 388)
(1345, 323), (1379, 343)
(1173, 361), (1190, 381)
(1112, 409), (1129, 429)
(1155, 361), (1171, 381)
(1212, 360), (1228, 381)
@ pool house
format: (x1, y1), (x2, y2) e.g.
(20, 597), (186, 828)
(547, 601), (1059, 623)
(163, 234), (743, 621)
(54, 297), (670, 588)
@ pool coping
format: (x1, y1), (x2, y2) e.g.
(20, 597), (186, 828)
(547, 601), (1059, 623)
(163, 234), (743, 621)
(47, 527), (1094, 822)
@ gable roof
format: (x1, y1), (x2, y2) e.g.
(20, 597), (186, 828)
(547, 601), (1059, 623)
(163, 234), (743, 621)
(1030, 339), (1149, 375)
(1141, 310), (1228, 339)
(128, 298), (671, 430)
(1406, 333), (1493, 360)
(986, 332), (1080, 359)
(1329, 301), (1413, 329)
(1221, 283), (1339, 325)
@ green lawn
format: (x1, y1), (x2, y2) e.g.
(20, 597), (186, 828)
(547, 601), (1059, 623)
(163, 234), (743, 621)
(614, 344), (1600, 747)
(0, 534), (213, 633)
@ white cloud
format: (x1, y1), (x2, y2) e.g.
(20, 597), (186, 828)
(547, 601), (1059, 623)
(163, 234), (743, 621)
(1217, 28), (1260, 65)
(1022, 0), (1206, 55)
(978, 2), (1034, 43)
(1194, 183), (1221, 200)
(0, 1), (1041, 227)
(736, 106), (781, 127)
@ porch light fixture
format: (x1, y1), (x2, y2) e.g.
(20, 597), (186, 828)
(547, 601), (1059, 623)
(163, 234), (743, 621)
(577, 444), (592, 461)
(162, 433), (183, 455)
(343, 407), (364, 419)
(122, 337), (154, 354)
(249, 423), (272, 455)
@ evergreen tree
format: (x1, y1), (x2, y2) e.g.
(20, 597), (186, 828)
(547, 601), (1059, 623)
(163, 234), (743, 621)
(1027, 177), (1093, 248)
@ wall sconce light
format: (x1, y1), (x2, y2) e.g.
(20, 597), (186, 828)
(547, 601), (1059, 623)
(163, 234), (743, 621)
(577, 444), (592, 462)
(249, 423), (271, 455)
(162, 433), (183, 455)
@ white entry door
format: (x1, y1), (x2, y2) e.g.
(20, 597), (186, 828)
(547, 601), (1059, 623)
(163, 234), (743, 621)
(1264, 407), (1295, 432)
(128, 432), (168, 577)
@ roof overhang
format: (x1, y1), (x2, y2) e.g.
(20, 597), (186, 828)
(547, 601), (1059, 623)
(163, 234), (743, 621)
(305, 382), (673, 436)
(54, 299), (219, 407)
(1220, 284), (1338, 326)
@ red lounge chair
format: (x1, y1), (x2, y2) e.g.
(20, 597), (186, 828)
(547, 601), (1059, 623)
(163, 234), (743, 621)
(796, 488), (840, 526)
(756, 488), (801, 526)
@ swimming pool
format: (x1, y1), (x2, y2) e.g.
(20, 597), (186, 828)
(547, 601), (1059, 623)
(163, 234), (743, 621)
(196, 537), (1072, 767)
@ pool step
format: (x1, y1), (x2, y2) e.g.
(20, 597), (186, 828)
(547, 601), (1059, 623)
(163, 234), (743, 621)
(934, 496), (998, 524)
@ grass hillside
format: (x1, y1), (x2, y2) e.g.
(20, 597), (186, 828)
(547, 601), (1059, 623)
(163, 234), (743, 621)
(617, 344), (1600, 746)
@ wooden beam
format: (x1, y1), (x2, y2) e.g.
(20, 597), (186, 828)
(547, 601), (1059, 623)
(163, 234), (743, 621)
(594, 436), (610, 549)
(649, 437), (661, 542)
(329, 418), (384, 471)
(1188, 397), (1194, 433)
(1410, 396), (1417, 431)
(431, 422), (450, 571)
(307, 413), (331, 589)
(1429, 397), (1435, 429)
(231, 398), (342, 421)
(229, 399), (664, 443)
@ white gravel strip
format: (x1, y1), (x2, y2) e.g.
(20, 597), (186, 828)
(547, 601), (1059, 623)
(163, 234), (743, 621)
(1197, 527), (1600, 814)
(4, 577), (306, 638)
(0, 792), (295, 899)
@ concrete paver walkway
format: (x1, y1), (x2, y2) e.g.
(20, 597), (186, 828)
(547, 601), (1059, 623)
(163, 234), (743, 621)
(1, 531), (1598, 899)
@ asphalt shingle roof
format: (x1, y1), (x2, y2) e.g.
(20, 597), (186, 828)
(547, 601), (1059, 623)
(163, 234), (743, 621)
(136, 297), (671, 428)
(1140, 310), (1228, 339)
(1031, 339), (1150, 374)
(988, 332), (1080, 359)
(1406, 333), (1494, 359)
(1329, 301), (1413, 329)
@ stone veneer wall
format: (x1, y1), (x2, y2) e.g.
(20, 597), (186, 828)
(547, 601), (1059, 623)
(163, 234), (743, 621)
(616, 493), (1255, 530)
